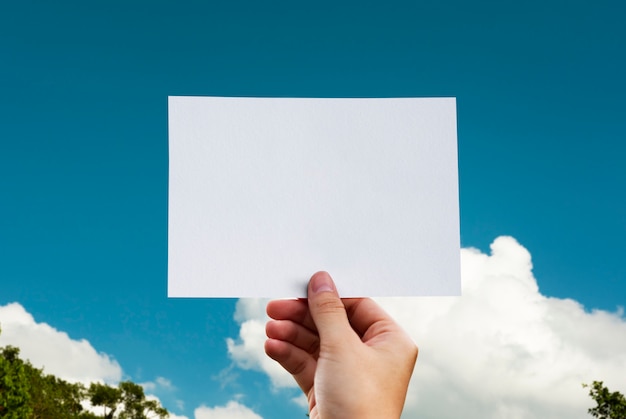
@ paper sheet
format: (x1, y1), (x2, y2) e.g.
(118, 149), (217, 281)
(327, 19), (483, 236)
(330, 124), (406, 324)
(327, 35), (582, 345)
(168, 97), (460, 298)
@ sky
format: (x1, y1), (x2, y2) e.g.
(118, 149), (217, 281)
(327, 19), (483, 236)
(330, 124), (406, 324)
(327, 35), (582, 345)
(1, 1), (625, 418)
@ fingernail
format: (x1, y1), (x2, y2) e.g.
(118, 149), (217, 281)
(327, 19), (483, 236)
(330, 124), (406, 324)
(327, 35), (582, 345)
(311, 272), (334, 293)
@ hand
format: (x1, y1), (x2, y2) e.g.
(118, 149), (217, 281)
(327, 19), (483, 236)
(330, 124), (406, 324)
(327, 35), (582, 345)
(265, 271), (418, 419)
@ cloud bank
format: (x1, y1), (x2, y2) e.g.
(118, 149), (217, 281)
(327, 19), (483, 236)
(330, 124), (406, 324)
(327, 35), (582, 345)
(0, 302), (122, 384)
(0, 302), (263, 419)
(228, 236), (626, 419)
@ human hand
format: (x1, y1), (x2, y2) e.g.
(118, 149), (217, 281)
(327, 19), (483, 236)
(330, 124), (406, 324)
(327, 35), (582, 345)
(265, 271), (418, 419)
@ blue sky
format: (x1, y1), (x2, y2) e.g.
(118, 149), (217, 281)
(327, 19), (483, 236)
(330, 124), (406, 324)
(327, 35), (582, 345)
(1, 1), (625, 418)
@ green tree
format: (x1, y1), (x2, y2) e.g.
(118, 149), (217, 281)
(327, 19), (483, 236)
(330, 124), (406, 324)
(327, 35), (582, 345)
(2, 339), (87, 418)
(26, 368), (86, 419)
(0, 345), (33, 419)
(117, 381), (168, 419)
(88, 381), (169, 419)
(1, 329), (169, 419)
(585, 381), (626, 419)
(88, 382), (122, 419)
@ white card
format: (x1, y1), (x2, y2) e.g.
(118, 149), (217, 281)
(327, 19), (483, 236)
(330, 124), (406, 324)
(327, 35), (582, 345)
(168, 97), (460, 298)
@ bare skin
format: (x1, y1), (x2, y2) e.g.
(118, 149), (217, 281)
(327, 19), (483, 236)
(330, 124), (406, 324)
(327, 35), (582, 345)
(265, 271), (418, 419)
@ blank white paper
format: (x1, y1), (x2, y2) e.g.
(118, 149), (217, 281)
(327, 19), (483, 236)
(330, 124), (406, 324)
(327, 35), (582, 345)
(168, 97), (460, 298)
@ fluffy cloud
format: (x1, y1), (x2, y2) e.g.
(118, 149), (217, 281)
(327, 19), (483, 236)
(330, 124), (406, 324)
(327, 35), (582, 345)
(227, 236), (626, 419)
(227, 298), (296, 388)
(194, 401), (263, 419)
(0, 302), (266, 419)
(0, 302), (122, 384)
(0, 303), (259, 419)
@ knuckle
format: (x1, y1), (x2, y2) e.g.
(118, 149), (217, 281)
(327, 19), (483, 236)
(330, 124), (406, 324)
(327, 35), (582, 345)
(306, 338), (320, 355)
(313, 297), (345, 314)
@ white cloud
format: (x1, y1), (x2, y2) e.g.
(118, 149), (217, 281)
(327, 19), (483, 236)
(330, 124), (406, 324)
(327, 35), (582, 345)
(141, 376), (176, 393)
(291, 394), (308, 409)
(194, 401), (263, 419)
(156, 376), (174, 389)
(0, 306), (179, 417)
(227, 298), (296, 388)
(0, 302), (259, 419)
(226, 236), (626, 419)
(0, 302), (122, 384)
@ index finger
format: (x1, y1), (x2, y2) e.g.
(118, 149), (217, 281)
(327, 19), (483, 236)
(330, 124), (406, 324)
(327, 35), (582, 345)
(266, 298), (317, 333)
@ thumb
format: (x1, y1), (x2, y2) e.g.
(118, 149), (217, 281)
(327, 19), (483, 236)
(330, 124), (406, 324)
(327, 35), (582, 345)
(307, 271), (354, 345)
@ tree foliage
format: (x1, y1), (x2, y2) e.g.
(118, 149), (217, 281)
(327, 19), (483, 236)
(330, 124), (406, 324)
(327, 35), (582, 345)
(88, 382), (122, 418)
(0, 331), (169, 419)
(0, 345), (33, 418)
(88, 381), (169, 419)
(585, 381), (626, 419)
